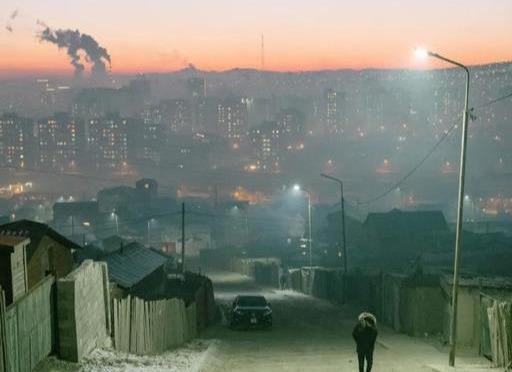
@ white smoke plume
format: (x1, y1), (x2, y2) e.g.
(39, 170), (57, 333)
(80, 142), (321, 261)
(37, 23), (111, 77)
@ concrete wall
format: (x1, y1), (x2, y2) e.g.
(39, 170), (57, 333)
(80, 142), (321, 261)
(449, 288), (481, 350)
(400, 286), (444, 337)
(57, 260), (110, 362)
(441, 285), (485, 351)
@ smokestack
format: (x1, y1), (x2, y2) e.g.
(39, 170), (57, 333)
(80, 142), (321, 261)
(37, 23), (111, 77)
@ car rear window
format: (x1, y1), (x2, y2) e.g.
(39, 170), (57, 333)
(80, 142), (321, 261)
(238, 296), (267, 307)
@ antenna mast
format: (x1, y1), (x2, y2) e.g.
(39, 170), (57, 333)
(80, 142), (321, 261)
(261, 34), (265, 71)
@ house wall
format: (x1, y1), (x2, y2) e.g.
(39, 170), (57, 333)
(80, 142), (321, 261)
(0, 253), (13, 305)
(129, 267), (167, 298)
(27, 236), (74, 289)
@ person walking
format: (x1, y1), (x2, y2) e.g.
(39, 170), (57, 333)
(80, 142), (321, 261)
(352, 312), (378, 372)
(280, 265), (289, 289)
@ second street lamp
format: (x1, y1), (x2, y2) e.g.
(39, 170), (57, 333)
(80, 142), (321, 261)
(321, 173), (347, 273)
(416, 47), (471, 367)
(111, 211), (119, 235)
(293, 184), (313, 268)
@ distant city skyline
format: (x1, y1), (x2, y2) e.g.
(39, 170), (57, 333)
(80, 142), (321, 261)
(0, 0), (511, 76)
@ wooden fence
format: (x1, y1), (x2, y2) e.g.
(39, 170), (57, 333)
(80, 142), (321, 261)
(487, 300), (512, 368)
(0, 276), (55, 372)
(0, 290), (6, 372)
(112, 296), (196, 355)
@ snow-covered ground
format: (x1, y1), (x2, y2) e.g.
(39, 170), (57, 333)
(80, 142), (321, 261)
(198, 271), (495, 372)
(36, 339), (217, 372)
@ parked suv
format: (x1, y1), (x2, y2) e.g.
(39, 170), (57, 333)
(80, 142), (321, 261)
(230, 295), (272, 329)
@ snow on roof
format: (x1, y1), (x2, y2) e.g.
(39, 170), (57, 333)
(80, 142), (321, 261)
(104, 242), (168, 289)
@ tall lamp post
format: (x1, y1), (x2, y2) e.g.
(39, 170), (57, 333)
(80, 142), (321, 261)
(147, 218), (155, 247)
(321, 173), (347, 273)
(416, 47), (470, 367)
(293, 184), (313, 268)
(111, 211), (119, 235)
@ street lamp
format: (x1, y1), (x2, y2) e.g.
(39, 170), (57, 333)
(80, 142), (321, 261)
(111, 212), (119, 235)
(321, 173), (347, 273)
(416, 47), (471, 367)
(147, 218), (155, 247)
(293, 184), (313, 268)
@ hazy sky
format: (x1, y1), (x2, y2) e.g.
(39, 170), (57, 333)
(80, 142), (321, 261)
(1, 0), (510, 74)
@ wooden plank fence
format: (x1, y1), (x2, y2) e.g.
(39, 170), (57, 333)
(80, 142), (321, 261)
(0, 276), (55, 372)
(487, 300), (512, 368)
(0, 289), (6, 372)
(113, 296), (196, 355)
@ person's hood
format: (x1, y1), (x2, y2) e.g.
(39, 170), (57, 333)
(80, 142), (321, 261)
(358, 312), (377, 327)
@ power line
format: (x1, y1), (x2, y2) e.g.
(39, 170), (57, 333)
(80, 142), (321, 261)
(357, 120), (459, 205)
(356, 88), (512, 206)
(475, 90), (512, 110)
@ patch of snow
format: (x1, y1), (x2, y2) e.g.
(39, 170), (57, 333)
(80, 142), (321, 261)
(37, 340), (216, 372)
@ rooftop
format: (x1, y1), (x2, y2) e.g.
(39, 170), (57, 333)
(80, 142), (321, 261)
(364, 208), (448, 234)
(0, 235), (30, 251)
(0, 220), (81, 258)
(104, 242), (169, 289)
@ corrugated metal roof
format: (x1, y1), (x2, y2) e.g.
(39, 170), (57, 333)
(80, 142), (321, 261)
(104, 242), (168, 289)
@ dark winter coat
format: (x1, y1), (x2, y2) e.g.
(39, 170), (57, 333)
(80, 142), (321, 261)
(352, 321), (378, 353)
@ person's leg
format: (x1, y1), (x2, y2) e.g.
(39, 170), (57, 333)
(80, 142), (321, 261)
(366, 350), (374, 372)
(357, 352), (365, 372)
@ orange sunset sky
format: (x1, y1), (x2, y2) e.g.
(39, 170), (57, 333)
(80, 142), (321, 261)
(1, 0), (511, 75)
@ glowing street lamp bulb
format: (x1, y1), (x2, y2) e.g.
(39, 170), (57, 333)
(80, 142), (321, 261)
(414, 47), (429, 59)
(293, 184), (301, 192)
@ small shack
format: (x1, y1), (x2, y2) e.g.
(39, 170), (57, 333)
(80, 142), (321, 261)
(0, 220), (80, 288)
(103, 242), (169, 298)
(0, 235), (29, 305)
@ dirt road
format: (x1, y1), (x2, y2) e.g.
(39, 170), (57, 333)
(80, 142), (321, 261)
(199, 271), (493, 372)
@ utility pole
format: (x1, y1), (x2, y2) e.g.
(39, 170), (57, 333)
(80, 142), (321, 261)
(341, 182), (347, 273)
(308, 193), (312, 268)
(147, 220), (150, 247)
(261, 34), (265, 71)
(181, 202), (185, 274)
